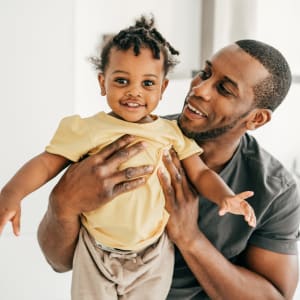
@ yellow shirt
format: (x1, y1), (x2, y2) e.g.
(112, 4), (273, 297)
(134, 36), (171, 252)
(46, 112), (202, 250)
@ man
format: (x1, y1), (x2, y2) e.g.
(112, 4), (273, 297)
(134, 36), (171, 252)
(38, 40), (300, 299)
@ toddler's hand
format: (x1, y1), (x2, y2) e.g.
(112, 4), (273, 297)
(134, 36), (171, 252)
(218, 191), (256, 227)
(0, 197), (21, 236)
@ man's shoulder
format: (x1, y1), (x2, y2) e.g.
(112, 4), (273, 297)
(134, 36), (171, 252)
(221, 133), (298, 202)
(239, 133), (296, 187)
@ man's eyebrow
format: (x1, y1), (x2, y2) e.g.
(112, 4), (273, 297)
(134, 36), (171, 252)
(224, 76), (238, 89)
(205, 60), (212, 68)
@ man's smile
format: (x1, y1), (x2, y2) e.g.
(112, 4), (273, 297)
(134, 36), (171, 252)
(183, 102), (208, 119)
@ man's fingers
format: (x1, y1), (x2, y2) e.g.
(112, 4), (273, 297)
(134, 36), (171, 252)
(112, 165), (154, 185)
(169, 148), (182, 168)
(111, 165), (154, 198)
(162, 149), (195, 203)
(106, 141), (147, 170)
(113, 177), (146, 198)
(124, 165), (154, 180)
(88, 138), (147, 180)
(161, 150), (183, 205)
(93, 134), (136, 163)
(162, 150), (180, 182)
(157, 167), (175, 213)
(169, 149), (194, 193)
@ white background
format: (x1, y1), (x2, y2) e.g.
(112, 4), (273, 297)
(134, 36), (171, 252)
(0, 1), (299, 299)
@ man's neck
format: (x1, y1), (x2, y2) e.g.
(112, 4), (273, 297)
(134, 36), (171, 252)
(197, 137), (241, 173)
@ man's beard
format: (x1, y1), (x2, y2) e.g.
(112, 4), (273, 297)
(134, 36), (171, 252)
(177, 110), (250, 142)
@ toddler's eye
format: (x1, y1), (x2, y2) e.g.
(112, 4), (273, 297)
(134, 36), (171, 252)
(115, 78), (128, 85)
(143, 80), (154, 87)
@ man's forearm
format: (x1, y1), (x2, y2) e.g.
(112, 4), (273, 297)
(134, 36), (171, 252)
(176, 232), (285, 300)
(37, 202), (80, 272)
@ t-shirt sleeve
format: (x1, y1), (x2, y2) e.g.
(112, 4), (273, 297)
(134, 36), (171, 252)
(177, 134), (203, 160)
(248, 181), (300, 254)
(46, 115), (93, 162)
(169, 120), (203, 160)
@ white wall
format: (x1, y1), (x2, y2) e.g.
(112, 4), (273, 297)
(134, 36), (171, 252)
(213, 0), (258, 51)
(0, 1), (74, 299)
(256, 0), (300, 74)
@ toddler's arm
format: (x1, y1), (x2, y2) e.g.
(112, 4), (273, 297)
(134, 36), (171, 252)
(0, 152), (70, 235)
(182, 153), (256, 227)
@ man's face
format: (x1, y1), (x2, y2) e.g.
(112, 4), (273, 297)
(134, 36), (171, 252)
(178, 44), (269, 141)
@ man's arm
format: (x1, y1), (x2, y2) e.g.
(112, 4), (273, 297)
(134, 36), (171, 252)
(37, 135), (154, 272)
(158, 149), (299, 300)
(37, 198), (80, 272)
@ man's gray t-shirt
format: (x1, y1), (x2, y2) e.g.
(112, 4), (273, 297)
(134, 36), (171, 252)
(166, 128), (300, 299)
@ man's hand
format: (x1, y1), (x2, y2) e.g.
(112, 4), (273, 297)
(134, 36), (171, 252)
(157, 148), (200, 247)
(51, 134), (154, 218)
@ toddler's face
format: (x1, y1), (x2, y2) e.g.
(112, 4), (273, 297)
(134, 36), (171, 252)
(98, 47), (168, 123)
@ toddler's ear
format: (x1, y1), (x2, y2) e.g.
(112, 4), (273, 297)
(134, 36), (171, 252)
(159, 78), (169, 100)
(98, 73), (106, 96)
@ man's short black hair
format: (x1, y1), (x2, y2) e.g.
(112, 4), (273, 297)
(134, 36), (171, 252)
(236, 39), (292, 111)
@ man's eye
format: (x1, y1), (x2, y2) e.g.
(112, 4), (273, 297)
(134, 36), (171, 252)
(115, 78), (128, 85)
(199, 69), (211, 80)
(217, 83), (232, 96)
(143, 80), (154, 87)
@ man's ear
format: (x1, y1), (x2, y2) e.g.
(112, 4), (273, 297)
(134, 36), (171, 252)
(246, 109), (272, 130)
(98, 73), (106, 96)
(159, 79), (169, 100)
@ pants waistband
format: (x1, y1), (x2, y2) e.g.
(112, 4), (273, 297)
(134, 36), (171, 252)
(95, 241), (136, 255)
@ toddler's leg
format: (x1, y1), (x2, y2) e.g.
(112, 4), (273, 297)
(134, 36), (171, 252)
(71, 227), (118, 300)
(119, 232), (174, 300)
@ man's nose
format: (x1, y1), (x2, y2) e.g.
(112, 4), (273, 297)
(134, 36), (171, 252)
(191, 81), (212, 102)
